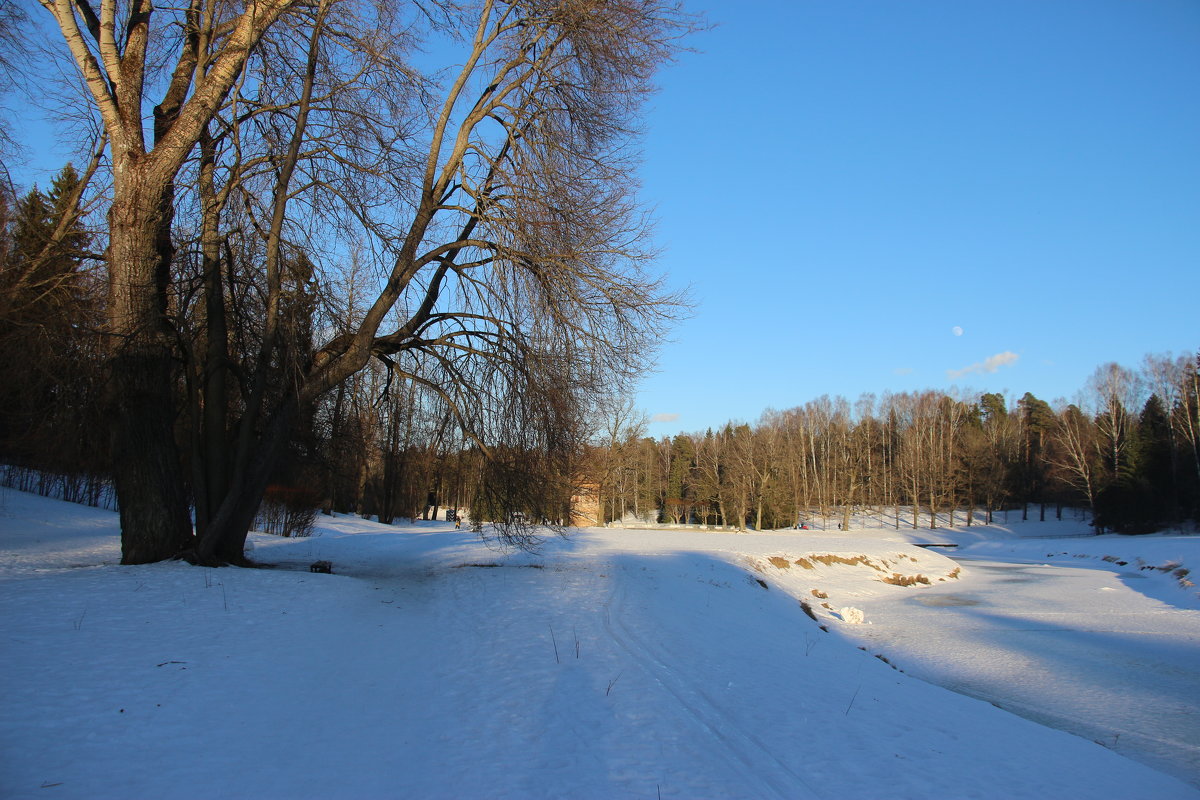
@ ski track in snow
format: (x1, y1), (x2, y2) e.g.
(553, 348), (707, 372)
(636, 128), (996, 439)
(601, 573), (818, 800)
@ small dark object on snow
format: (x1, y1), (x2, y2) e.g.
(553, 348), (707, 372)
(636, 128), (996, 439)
(310, 560), (333, 574)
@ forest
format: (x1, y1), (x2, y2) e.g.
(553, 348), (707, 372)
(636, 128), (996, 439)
(588, 357), (1200, 534)
(1, 165), (1195, 540)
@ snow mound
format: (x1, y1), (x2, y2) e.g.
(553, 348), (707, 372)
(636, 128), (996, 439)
(839, 606), (865, 624)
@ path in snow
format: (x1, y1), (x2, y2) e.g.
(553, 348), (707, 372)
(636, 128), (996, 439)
(838, 553), (1200, 788)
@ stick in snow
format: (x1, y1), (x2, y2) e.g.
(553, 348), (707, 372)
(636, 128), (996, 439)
(845, 683), (861, 715)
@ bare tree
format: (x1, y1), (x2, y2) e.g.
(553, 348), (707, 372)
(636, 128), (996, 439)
(37, 0), (697, 563)
(771, 409), (812, 528)
(1086, 362), (1142, 480)
(0, 0), (34, 162)
(593, 395), (648, 524)
(1050, 403), (1100, 514)
(37, 0), (315, 562)
(1177, 355), (1200, 491)
(1144, 352), (1200, 491)
(973, 393), (1019, 523)
(692, 426), (732, 527)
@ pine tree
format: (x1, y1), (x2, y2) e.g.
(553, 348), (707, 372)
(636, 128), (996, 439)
(4, 165), (91, 322)
(1093, 394), (1174, 533)
(1132, 393), (1171, 525)
(664, 434), (696, 524)
(0, 165), (104, 477)
(1017, 392), (1055, 516)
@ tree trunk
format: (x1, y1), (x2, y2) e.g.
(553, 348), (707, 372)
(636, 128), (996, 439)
(107, 174), (194, 564)
(110, 349), (195, 563)
(196, 401), (300, 564)
(195, 134), (231, 540)
(324, 382), (346, 514)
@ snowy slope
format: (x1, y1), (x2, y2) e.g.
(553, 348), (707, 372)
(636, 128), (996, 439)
(1, 488), (1197, 799)
(752, 522), (1200, 788)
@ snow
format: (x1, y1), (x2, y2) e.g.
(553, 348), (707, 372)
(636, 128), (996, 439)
(1, 488), (1198, 799)
(757, 519), (1200, 789)
(838, 606), (865, 624)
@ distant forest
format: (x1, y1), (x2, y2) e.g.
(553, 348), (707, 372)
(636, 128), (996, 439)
(588, 355), (1200, 534)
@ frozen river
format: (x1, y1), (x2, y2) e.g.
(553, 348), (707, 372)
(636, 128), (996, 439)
(840, 552), (1200, 789)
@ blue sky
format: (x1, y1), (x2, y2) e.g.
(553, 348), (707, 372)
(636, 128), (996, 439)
(633, 0), (1200, 434)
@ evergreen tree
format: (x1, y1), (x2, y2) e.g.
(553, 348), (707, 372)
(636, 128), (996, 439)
(5, 165), (91, 320)
(1137, 394), (1176, 517)
(664, 434), (696, 524)
(0, 165), (104, 476)
(1093, 394), (1174, 533)
(980, 392), (1007, 425)
(1017, 392), (1055, 514)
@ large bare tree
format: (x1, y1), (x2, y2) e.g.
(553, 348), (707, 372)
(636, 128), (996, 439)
(38, 0), (312, 562)
(37, 0), (696, 564)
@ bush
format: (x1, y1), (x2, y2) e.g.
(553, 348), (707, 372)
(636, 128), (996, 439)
(255, 485), (322, 537)
(0, 465), (116, 510)
(880, 572), (931, 587)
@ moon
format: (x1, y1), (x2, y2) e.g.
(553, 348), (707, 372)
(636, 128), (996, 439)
(952, 326), (964, 337)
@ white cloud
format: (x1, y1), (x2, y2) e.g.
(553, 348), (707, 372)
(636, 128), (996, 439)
(651, 413), (680, 423)
(893, 367), (914, 376)
(947, 351), (1019, 380)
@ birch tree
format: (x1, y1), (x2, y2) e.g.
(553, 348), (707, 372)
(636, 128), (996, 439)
(1050, 403), (1099, 513)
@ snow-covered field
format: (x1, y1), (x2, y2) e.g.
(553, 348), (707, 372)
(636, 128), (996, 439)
(2, 487), (1197, 799)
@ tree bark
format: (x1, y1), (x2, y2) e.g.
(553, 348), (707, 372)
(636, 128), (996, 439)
(107, 170), (194, 563)
(195, 399), (300, 564)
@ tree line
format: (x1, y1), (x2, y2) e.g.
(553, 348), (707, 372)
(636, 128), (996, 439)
(589, 357), (1200, 534)
(3, 161), (1196, 538)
